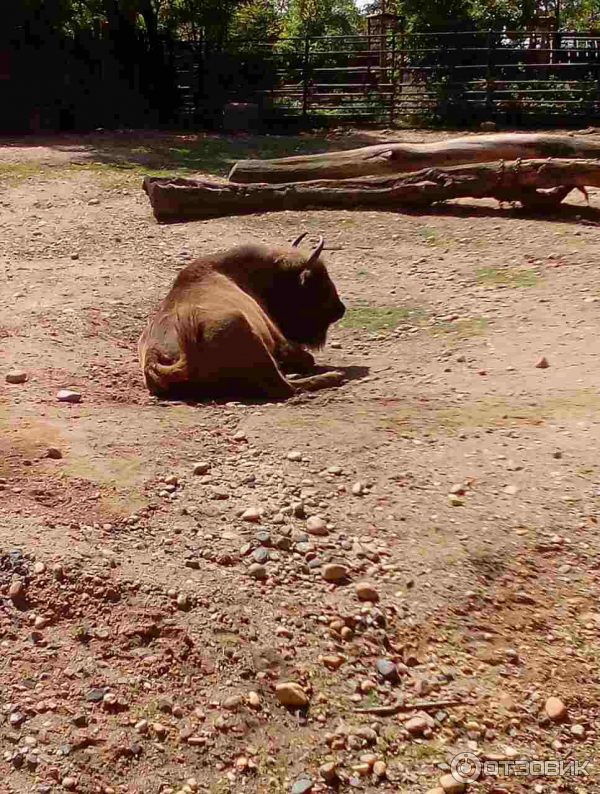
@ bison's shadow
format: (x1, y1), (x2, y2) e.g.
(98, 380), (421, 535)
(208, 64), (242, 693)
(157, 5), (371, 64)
(151, 364), (369, 407)
(305, 363), (369, 381)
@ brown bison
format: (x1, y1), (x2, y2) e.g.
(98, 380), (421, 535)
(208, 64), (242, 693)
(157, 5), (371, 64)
(138, 234), (346, 401)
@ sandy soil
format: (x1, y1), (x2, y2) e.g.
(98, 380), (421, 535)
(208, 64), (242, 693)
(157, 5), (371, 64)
(0, 128), (599, 794)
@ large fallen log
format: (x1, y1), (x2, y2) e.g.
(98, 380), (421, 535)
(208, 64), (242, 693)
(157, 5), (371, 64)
(228, 133), (600, 184)
(143, 158), (598, 223)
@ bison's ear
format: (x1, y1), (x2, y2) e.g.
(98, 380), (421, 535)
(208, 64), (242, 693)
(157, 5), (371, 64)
(300, 268), (313, 287)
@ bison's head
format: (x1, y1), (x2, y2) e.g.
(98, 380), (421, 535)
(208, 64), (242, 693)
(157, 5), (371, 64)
(272, 234), (346, 349)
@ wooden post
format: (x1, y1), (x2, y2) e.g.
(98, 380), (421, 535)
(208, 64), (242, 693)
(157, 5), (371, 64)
(302, 36), (311, 119)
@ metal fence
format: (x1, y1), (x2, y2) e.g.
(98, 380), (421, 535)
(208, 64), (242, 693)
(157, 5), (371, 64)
(3, 27), (600, 132)
(175, 29), (600, 127)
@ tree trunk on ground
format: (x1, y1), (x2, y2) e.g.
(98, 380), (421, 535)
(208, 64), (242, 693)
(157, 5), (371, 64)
(143, 158), (598, 223)
(228, 134), (600, 184)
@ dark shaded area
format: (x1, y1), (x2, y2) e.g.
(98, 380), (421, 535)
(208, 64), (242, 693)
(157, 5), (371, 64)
(3, 18), (600, 134)
(149, 364), (369, 406)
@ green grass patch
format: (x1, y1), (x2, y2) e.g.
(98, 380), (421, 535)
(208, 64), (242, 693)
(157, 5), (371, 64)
(0, 162), (60, 183)
(435, 317), (489, 337)
(340, 305), (426, 332)
(475, 265), (540, 288)
(416, 226), (439, 244)
(404, 742), (445, 761)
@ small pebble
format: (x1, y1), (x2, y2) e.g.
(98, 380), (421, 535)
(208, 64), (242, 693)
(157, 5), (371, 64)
(47, 447), (63, 459)
(545, 696), (567, 721)
(241, 507), (261, 522)
(291, 775), (314, 794)
(355, 581), (379, 602)
(275, 682), (308, 707)
(6, 370), (28, 384)
(322, 563), (348, 582)
(287, 451), (303, 461)
(306, 516), (328, 536)
(253, 548), (269, 564)
(319, 762), (338, 783)
(9, 581), (24, 599)
(248, 563), (267, 579)
(373, 760), (387, 777)
(405, 716), (428, 735)
(376, 658), (399, 683)
(57, 390), (81, 403)
(439, 774), (466, 793)
(535, 356), (549, 369)
(192, 462), (210, 475)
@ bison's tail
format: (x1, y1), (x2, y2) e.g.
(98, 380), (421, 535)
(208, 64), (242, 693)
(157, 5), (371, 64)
(140, 310), (200, 394)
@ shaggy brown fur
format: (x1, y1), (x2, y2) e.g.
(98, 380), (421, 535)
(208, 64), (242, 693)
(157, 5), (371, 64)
(138, 236), (346, 400)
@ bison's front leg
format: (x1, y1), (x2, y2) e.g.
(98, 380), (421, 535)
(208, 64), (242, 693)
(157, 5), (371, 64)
(291, 371), (345, 392)
(276, 342), (315, 374)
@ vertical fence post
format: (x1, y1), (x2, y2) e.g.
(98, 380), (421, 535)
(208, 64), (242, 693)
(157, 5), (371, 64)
(486, 29), (494, 117)
(302, 35), (311, 119)
(389, 28), (397, 127)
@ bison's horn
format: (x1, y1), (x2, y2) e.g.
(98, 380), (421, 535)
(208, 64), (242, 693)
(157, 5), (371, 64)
(307, 236), (325, 264)
(291, 232), (308, 248)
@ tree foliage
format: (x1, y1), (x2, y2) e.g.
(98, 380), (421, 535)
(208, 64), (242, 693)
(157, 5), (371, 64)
(279, 0), (364, 38)
(393, 0), (600, 32)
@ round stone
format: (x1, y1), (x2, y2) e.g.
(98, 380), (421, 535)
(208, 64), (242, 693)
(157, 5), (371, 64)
(376, 658), (399, 683)
(355, 581), (379, 602)
(405, 716), (428, 735)
(322, 563), (348, 582)
(252, 548), (269, 565)
(248, 563), (267, 579)
(192, 462), (210, 475)
(9, 581), (24, 599)
(291, 775), (314, 794)
(319, 762), (338, 783)
(545, 696), (567, 721)
(275, 682), (308, 707)
(287, 451), (303, 461)
(47, 447), (63, 459)
(241, 507), (261, 522)
(439, 774), (466, 793)
(373, 760), (387, 777)
(306, 516), (328, 536)
(57, 390), (81, 403)
(6, 370), (28, 384)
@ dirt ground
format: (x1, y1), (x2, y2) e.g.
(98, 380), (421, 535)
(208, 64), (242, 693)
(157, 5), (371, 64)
(1, 127), (599, 794)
